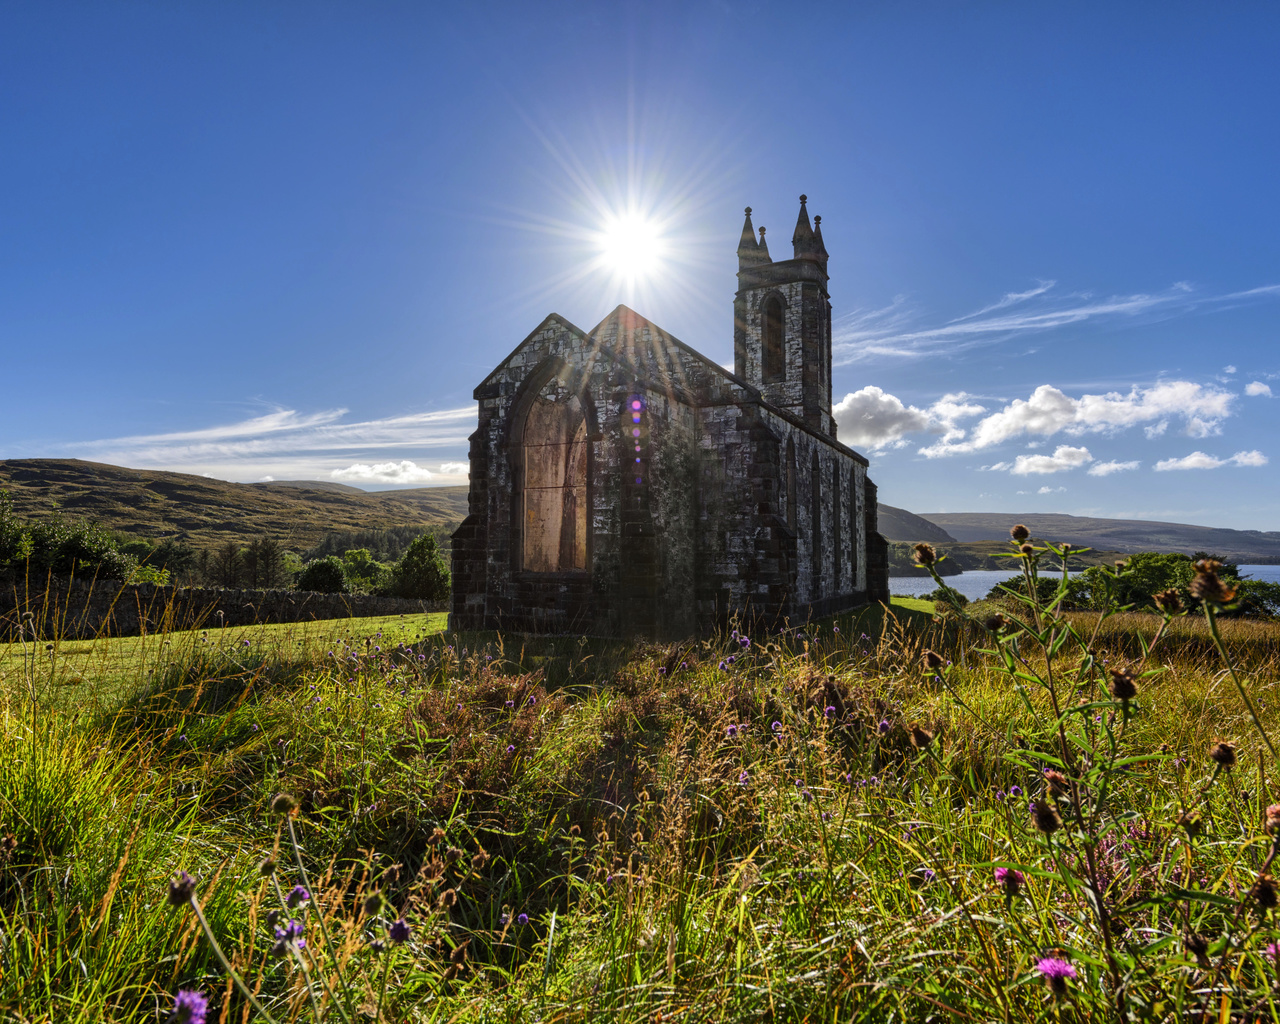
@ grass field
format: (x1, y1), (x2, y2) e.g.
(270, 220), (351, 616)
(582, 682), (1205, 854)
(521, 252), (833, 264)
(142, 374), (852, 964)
(5, 578), (1280, 1022)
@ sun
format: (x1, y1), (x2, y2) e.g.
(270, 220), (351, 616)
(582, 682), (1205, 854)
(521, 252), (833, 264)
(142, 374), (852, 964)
(597, 211), (667, 282)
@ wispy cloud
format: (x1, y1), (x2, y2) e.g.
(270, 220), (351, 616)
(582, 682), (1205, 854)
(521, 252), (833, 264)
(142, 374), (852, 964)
(833, 279), (1280, 365)
(60, 405), (478, 484)
(1154, 450), (1268, 471)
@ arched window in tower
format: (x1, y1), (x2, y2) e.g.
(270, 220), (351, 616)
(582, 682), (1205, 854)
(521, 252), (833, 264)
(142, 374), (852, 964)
(762, 296), (785, 383)
(786, 438), (797, 530)
(521, 387), (588, 573)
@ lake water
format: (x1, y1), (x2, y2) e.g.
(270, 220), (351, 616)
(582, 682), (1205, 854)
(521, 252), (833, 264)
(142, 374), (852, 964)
(888, 564), (1280, 602)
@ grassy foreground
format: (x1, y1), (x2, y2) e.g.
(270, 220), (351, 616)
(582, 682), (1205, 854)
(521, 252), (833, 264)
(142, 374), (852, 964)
(4, 577), (1280, 1021)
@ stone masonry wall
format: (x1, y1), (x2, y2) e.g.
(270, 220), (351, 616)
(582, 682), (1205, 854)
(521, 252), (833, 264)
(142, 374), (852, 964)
(1, 579), (436, 640)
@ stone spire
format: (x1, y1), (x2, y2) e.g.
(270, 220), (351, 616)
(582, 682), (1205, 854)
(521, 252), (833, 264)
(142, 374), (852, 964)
(737, 207), (767, 268)
(756, 225), (770, 261)
(792, 194), (818, 260)
(812, 214), (828, 270)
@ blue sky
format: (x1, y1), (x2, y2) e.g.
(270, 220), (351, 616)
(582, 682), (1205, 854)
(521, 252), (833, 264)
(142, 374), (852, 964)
(2, 1), (1277, 529)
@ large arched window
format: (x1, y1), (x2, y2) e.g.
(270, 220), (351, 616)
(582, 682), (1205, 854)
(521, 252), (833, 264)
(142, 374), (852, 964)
(521, 388), (588, 572)
(762, 296), (785, 383)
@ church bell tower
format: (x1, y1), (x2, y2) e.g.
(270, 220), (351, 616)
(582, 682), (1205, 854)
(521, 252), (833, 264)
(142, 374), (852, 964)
(733, 196), (835, 437)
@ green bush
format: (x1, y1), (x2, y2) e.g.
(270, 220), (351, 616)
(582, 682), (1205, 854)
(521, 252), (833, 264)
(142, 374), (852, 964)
(0, 491), (136, 583)
(295, 556), (347, 594)
(387, 533), (450, 601)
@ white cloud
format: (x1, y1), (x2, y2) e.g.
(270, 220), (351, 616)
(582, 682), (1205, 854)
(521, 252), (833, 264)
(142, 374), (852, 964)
(1144, 420), (1168, 438)
(439, 461), (470, 475)
(1154, 450), (1269, 471)
(832, 387), (984, 448)
(1038, 485), (1066, 494)
(258, 475), (275, 482)
(57, 404), (478, 482)
(920, 380), (1234, 456)
(1087, 460), (1141, 476)
(332, 460), (436, 484)
(1224, 365), (1238, 374)
(832, 279), (1280, 365)
(1246, 381), (1273, 397)
(1009, 445), (1093, 475)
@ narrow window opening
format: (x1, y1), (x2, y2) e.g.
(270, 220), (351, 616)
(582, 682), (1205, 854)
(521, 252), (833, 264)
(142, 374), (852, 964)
(762, 297), (785, 383)
(832, 466), (841, 590)
(786, 439), (797, 530)
(810, 453), (822, 594)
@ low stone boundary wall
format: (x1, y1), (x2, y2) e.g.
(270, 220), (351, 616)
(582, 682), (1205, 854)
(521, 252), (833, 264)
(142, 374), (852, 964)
(0, 579), (440, 639)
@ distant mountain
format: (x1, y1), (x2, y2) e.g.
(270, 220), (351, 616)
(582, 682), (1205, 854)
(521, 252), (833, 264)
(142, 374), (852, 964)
(918, 511), (1280, 564)
(0, 459), (470, 550)
(877, 504), (957, 544)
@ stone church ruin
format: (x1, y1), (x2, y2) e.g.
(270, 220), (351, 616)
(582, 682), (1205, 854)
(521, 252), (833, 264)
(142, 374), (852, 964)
(449, 196), (890, 637)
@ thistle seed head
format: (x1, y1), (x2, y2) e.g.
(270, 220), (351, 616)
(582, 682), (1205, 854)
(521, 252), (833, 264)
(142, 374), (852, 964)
(1044, 770), (1069, 798)
(1253, 873), (1278, 912)
(270, 793), (298, 816)
(1032, 800), (1062, 835)
(1153, 589), (1183, 614)
(1190, 560), (1238, 604)
(1209, 741), (1237, 769)
(1107, 668), (1138, 702)
(912, 543), (936, 567)
(1184, 931), (1210, 968)
(1010, 524), (1030, 542)
(909, 725), (934, 749)
(922, 650), (945, 670)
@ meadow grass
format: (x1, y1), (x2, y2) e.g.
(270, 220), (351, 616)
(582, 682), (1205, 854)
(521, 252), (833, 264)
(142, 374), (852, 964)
(4, 572), (1280, 1021)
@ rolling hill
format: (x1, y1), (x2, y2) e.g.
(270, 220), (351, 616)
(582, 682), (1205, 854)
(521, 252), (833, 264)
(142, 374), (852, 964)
(918, 511), (1280, 564)
(0, 459), (470, 551)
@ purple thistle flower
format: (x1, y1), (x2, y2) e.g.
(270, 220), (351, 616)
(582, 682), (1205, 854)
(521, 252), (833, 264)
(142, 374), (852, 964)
(802, 789), (813, 803)
(738, 769), (750, 785)
(824, 706), (836, 718)
(388, 918), (411, 944)
(994, 867), (1024, 896)
(1009, 785), (1022, 797)
(726, 655), (735, 665)
(1036, 957), (1077, 996)
(718, 660), (727, 671)
(172, 989), (208, 1024)
(877, 719), (890, 734)
(995, 789), (1006, 801)
(168, 871), (197, 906)
(504, 700), (514, 709)
(921, 868), (935, 883)
(506, 744), (516, 754)
(1266, 942), (1280, 961)
(739, 636), (750, 649)
(517, 912), (529, 926)
(285, 885), (310, 909)
(771, 721), (782, 732)
(726, 724), (738, 738)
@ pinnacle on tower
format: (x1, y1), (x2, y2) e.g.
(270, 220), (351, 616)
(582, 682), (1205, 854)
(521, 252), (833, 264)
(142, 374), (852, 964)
(792, 194), (817, 260)
(756, 225), (770, 260)
(812, 214), (828, 269)
(737, 207), (767, 268)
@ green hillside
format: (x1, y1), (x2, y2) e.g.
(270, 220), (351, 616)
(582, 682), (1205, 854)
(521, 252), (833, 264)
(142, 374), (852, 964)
(0, 458), (469, 551)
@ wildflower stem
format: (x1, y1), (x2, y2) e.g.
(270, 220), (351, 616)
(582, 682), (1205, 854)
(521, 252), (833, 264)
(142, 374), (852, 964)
(1203, 602), (1277, 761)
(187, 896), (280, 1024)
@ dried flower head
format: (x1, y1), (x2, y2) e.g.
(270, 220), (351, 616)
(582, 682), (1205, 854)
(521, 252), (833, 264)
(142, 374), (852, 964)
(1253, 874), (1279, 912)
(1044, 770), (1070, 799)
(983, 613), (1008, 633)
(922, 650), (945, 670)
(0, 832), (17, 864)
(1210, 741), (1237, 769)
(1175, 810), (1202, 837)
(1019, 543), (1035, 556)
(1107, 668), (1138, 702)
(445, 846), (464, 864)
(1032, 800), (1062, 835)
(439, 888), (458, 908)
(470, 850), (490, 870)
(450, 938), (470, 964)
(258, 857), (277, 877)
(270, 793), (298, 816)
(1035, 957), (1077, 996)
(1010, 524), (1031, 542)
(1153, 589), (1183, 614)
(1266, 804), (1280, 837)
(168, 870), (197, 907)
(430, 827), (446, 842)
(1184, 931), (1210, 968)
(909, 724), (934, 749)
(362, 892), (386, 917)
(1190, 560), (1238, 604)
(912, 543), (936, 567)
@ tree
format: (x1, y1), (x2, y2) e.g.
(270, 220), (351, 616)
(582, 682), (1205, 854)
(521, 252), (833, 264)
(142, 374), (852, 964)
(389, 534), (451, 601)
(244, 536), (287, 589)
(340, 548), (391, 594)
(296, 556), (347, 594)
(209, 541), (245, 588)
